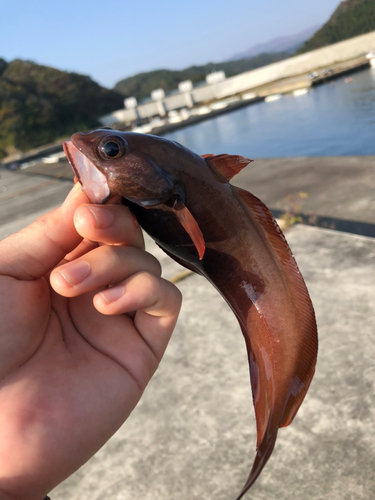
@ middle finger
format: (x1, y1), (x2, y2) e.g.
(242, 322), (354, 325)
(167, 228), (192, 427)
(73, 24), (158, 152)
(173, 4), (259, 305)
(50, 245), (161, 297)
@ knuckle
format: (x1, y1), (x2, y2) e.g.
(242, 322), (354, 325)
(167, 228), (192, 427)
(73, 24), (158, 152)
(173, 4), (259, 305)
(166, 281), (183, 311)
(100, 243), (118, 259)
(141, 271), (160, 292)
(150, 256), (162, 277)
(174, 286), (183, 307)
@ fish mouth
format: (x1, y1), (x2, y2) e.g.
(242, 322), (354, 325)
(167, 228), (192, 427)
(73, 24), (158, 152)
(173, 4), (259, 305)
(63, 141), (110, 204)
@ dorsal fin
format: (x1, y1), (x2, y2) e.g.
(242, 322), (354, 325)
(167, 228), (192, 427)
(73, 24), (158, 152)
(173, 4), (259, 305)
(234, 185), (318, 431)
(202, 154), (253, 180)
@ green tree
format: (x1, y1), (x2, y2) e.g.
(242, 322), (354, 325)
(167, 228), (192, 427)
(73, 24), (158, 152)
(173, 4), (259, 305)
(0, 59), (124, 158)
(297, 0), (375, 54)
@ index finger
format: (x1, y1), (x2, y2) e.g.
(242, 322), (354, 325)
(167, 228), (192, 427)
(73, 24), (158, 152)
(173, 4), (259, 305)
(73, 204), (145, 249)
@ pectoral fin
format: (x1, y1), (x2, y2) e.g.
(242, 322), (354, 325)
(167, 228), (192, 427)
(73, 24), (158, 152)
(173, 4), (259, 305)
(172, 199), (205, 260)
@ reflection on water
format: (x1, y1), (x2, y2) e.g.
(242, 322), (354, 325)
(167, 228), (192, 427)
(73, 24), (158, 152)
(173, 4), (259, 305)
(165, 68), (375, 158)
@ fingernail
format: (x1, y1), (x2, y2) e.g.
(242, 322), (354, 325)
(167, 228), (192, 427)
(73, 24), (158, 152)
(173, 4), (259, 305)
(87, 206), (114, 229)
(100, 285), (125, 303)
(58, 261), (91, 286)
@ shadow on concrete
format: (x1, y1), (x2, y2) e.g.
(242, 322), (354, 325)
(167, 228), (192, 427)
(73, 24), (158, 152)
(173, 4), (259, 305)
(271, 209), (375, 239)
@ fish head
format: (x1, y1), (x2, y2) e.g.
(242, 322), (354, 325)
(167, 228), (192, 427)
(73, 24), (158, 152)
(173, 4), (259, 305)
(63, 129), (177, 206)
(63, 129), (206, 259)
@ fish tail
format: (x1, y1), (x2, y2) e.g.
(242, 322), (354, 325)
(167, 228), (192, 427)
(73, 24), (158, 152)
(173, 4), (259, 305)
(236, 426), (278, 500)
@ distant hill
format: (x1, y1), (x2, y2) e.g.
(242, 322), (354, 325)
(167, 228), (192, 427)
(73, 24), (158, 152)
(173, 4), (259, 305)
(0, 59), (124, 159)
(228, 25), (321, 60)
(113, 52), (291, 101)
(297, 0), (375, 54)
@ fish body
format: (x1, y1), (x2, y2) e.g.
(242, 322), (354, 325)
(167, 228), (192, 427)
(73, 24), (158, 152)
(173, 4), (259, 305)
(63, 130), (318, 498)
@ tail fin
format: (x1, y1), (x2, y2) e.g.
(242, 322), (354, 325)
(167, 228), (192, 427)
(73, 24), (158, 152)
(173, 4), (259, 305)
(236, 426), (278, 500)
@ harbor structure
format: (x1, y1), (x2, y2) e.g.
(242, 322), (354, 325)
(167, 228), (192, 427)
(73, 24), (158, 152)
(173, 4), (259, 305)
(99, 30), (375, 128)
(366, 51), (375, 67)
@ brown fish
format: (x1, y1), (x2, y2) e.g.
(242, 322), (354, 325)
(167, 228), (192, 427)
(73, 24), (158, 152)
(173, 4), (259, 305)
(63, 129), (318, 499)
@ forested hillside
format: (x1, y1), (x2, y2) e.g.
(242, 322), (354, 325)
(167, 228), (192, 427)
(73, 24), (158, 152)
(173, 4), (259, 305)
(0, 59), (124, 159)
(113, 52), (290, 100)
(297, 0), (375, 54)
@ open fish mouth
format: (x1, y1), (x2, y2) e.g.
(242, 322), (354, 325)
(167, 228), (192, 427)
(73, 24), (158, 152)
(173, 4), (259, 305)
(63, 141), (110, 204)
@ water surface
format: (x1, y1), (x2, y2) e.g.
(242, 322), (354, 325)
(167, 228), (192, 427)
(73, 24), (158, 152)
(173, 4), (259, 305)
(165, 67), (375, 158)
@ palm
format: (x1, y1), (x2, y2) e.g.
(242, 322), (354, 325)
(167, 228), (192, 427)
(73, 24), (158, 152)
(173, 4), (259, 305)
(0, 271), (143, 495)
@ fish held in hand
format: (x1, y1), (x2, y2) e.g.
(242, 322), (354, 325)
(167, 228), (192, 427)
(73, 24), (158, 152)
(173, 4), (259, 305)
(63, 129), (318, 498)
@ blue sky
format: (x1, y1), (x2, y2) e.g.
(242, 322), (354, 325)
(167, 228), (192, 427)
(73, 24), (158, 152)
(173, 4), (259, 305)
(1, 0), (341, 89)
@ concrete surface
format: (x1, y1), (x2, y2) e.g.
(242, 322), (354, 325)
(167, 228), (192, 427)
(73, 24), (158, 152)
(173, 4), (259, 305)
(48, 225), (375, 500)
(4, 153), (375, 231)
(234, 156), (375, 237)
(234, 156), (375, 223)
(0, 158), (374, 499)
(0, 168), (71, 228)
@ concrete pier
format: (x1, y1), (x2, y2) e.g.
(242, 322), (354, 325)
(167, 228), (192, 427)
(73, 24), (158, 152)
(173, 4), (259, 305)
(1, 155), (374, 499)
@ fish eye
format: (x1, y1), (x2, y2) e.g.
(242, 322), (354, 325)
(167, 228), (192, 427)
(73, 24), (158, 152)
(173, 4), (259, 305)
(98, 136), (128, 160)
(101, 141), (120, 158)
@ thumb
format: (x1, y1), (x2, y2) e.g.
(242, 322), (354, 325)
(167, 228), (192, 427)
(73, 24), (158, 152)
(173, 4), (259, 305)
(0, 183), (90, 280)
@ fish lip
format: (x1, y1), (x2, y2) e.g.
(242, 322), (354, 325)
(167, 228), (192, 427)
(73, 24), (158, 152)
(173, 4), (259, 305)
(63, 141), (110, 204)
(63, 141), (81, 182)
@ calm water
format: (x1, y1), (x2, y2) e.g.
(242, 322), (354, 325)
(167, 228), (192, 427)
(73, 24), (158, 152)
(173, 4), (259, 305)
(165, 67), (375, 158)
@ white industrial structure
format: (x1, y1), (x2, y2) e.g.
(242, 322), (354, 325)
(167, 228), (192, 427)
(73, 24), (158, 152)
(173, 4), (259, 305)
(205, 70), (226, 85)
(99, 31), (375, 128)
(366, 51), (375, 67)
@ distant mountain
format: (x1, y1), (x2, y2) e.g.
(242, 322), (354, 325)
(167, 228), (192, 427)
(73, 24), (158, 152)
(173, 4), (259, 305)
(113, 25), (323, 101)
(228, 25), (322, 60)
(113, 52), (291, 101)
(297, 0), (375, 54)
(0, 59), (124, 158)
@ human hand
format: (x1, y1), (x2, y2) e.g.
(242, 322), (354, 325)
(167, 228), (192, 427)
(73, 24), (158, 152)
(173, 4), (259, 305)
(0, 183), (182, 500)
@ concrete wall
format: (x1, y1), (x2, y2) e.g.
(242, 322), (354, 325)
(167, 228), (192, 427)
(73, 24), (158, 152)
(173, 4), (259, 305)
(100, 30), (375, 125)
(215, 30), (375, 99)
